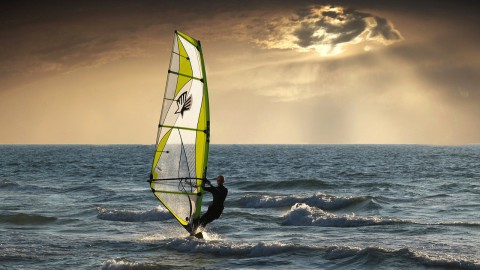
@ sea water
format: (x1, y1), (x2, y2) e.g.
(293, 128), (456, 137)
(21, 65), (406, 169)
(0, 145), (479, 269)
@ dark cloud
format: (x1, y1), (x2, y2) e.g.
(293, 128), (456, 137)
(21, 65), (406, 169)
(294, 23), (320, 47)
(0, 0), (477, 88)
(0, 0), (286, 84)
(329, 19), (367, 44)
(369, 16), (402, 41)
(0, 1), (176, 89)
(322, 10), (340, 19)
(290, 6), (402, 50)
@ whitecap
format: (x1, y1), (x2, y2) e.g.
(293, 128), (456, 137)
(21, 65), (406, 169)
(282, 203), (404, 227)
(237, 192), (372, 210)
(100, 258), (159, 270)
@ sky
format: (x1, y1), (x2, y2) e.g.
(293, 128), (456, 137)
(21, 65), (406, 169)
(1, 0), (479, 144)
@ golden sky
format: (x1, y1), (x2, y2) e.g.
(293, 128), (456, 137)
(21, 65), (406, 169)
(1, 0), (479, 144)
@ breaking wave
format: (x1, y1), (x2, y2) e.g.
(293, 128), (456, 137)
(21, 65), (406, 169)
(282, 203), (480, 229)
(100, 258), (179, 270)
(164, 239), (315, 257)
(96, 207), (172, 222)
(283, 203), (405, 227)
(235, 192), (376, 210)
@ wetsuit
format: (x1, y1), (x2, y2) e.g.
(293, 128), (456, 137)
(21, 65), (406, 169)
(197, 184), (228, 228)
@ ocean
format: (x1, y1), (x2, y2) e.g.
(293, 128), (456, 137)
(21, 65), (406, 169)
(0, 144), (479, 269)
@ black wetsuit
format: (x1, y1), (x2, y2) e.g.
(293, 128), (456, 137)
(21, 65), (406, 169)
(197, 184), (228, 228)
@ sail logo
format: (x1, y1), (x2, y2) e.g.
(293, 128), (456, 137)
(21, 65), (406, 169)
(175, 92), (192, 116)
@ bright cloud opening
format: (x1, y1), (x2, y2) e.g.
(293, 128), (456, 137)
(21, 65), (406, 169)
(255, 5), (403, 56)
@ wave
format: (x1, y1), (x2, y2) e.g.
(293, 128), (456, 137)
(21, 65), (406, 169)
(0, 179), (65, 194)
(0, 179), (19, 188)
(282, 203), (406, 227)
(163, 238), (315, 257)
(111, 238), (479, 270)
(235, 192), (376, 210)
(180, 240), (479, 269)
(434, 221), (480, 228)
(0, 213), (57, 225)
(237, 179), (333, 190)
(325, 246), (480, 270)
(282, 203), (480, 229)
(101, 258), (175, 270)
(96, 207), (172, 222)
(223, 211), (282, 223)
(423, 193), (451, 199)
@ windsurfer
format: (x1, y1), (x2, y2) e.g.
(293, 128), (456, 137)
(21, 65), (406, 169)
(193, 175), (228, 233)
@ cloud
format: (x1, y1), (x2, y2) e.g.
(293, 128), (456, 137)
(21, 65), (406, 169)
(369, 16), (402, 42)
(254, 5), (403, 56)
(0, 1), (404, 88)
(0, 1), (179, 90)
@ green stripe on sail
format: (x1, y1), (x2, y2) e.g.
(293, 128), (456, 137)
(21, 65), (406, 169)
(151, 128), (173, 179)
(193, 40), (210, 220)
(175, 35), (193, 96)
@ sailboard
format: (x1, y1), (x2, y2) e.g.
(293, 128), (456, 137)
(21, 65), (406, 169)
(149, 30), (210, 235)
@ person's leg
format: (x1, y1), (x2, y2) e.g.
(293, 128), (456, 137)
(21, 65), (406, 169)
(199, 210), (217, 227)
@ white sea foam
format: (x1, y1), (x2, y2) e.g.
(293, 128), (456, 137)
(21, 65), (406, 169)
(283, 203), (402, 227)
(101, 258), (139, 270)
(96, 206), (172, 222)
(101, 258), (158, 270)
(138, 229), (222, 242)
(238, 192), (371, 210)
(138, 233), (168, 242)
(164, 238), (310, 257)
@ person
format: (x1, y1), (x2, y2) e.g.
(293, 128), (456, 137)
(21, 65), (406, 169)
(193, 175), (228, 232)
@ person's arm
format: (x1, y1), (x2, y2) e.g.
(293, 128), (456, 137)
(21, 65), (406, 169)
(203, 185), (213, 193)
(203, 184), (220, 195)
(202, 179), (215, 193)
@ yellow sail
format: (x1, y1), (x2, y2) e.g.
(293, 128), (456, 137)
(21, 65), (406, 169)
(149, 30), (210, 233)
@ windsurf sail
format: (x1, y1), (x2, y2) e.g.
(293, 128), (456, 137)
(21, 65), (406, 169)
(149, 30), (210, 234)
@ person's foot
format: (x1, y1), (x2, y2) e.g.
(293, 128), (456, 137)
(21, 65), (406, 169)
(193, 231), (203, 239)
